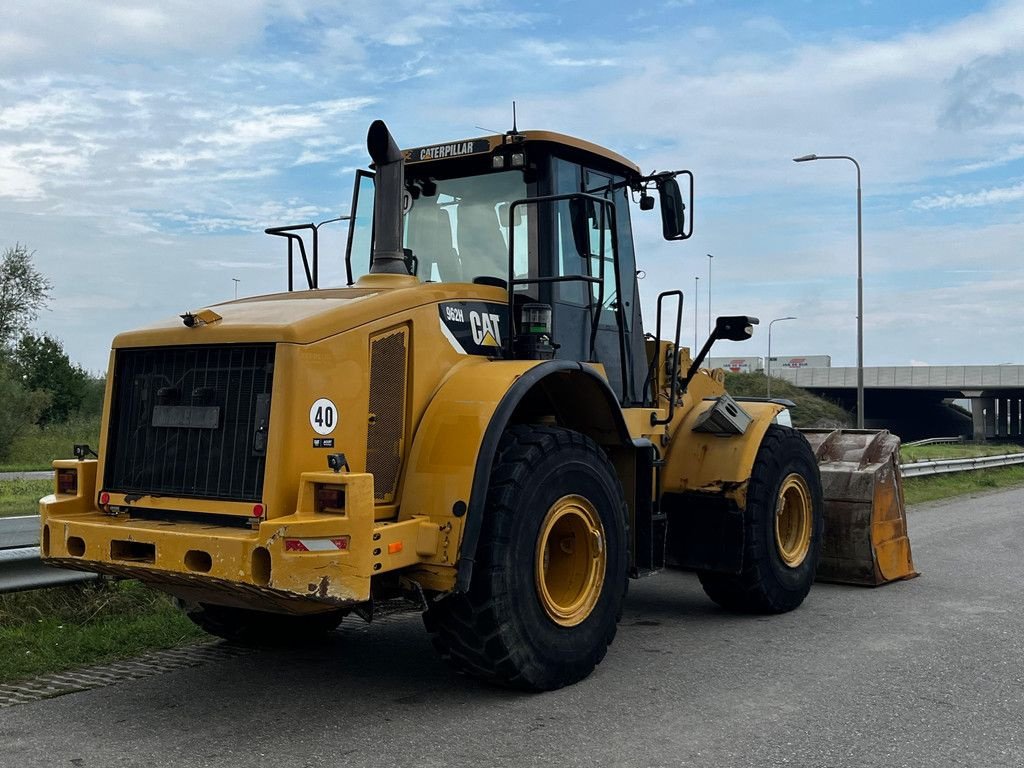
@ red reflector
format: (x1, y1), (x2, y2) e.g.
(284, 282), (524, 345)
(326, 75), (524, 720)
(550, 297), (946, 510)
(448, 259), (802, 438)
(252, 504), (265, 517)
(57, 469), (77, 495)
(285, 539), (309, 552)
(331, 537), (349, 550)
(98, 491), (110, 505)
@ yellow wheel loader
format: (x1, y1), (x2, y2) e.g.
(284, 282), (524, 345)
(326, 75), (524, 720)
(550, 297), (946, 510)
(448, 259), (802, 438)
(39, 120), (916, 690)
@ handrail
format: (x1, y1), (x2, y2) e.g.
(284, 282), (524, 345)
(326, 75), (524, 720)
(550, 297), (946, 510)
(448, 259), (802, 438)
(265, 216), (349, 291)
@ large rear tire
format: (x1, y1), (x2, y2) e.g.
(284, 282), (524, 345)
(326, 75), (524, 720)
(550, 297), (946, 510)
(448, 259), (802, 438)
(178, 600), (346, 645)
(698, 424), (824, 613)
(423, 425), (628, 690)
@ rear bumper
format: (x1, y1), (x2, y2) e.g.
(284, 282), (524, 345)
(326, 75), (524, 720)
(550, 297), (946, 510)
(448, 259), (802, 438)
(40, 464), (441, 611)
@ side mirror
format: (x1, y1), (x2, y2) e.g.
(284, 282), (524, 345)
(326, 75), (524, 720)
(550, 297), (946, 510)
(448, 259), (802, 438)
(569, 197), (595, 256)
(657, 176), (686, 240)
(714, 315), (759, 342)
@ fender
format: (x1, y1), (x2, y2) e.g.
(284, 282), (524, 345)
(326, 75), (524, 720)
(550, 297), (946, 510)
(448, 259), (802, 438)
(398, 358), (632, 592)
(661, 398), (788, 573)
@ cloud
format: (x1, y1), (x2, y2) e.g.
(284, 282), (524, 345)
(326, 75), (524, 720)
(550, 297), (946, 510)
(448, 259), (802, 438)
(938, 53), (1024, 130)
(913, 182), (1024, 210)
(3, 0), (1024, 372)
(0, 0), (276, 71)
(952, 144), (1024, 173)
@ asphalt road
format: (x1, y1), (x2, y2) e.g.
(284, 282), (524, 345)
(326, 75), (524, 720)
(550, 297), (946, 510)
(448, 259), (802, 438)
(0, 471), (50, 481)
(2, 487), (1022, 768)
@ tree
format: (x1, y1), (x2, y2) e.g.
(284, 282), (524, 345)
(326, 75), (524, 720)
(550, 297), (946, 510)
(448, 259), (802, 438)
(0, 243), (52, 349)
(0, 358), (50, 461)
(11, 333), (88, 424)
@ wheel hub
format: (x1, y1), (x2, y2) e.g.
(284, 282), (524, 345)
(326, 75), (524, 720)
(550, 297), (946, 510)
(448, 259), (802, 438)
(775, 473), (813, 567)
(535, 494), (606, 627)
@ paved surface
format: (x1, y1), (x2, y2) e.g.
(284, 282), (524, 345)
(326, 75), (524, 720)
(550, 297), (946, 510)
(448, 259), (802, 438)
(0, 471), (50, 482)
(1, 487), (1022, 768)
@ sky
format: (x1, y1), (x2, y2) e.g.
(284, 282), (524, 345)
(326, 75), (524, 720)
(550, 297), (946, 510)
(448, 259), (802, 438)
(1, 0), (1022, 372)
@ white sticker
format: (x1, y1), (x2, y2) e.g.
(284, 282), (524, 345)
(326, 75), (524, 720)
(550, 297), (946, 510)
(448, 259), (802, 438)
(309, 398), (338, 435)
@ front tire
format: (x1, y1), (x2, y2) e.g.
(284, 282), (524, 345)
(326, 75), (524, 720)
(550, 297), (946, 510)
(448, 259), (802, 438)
(424, 425), (628, 690)
(698, 424), (824, 613)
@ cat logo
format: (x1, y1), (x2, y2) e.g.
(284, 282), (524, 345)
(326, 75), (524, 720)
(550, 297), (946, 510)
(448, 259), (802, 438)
(470, 311), (502, 347)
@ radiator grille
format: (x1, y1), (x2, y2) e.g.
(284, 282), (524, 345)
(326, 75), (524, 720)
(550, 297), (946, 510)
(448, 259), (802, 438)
(105, 345), (275, 503)
(366, 328), (408, 503)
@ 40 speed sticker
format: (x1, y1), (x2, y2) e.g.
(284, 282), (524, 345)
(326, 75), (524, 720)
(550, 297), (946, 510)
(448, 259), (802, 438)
(309, 398), (338, 435)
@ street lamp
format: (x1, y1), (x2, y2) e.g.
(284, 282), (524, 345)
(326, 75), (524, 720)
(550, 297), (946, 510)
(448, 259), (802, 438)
(793, 153), (864, 429)
(707, 253), (713, 335)
(232, 278), (240, 299)
(767, 316), (797, 398)
(694, 275), (700, 351)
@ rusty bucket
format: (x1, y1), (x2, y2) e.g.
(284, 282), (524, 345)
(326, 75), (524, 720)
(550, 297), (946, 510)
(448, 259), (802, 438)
(801, 429), (919, 586)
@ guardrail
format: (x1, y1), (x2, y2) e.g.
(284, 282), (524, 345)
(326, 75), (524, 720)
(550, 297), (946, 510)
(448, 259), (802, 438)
(0, 515), (96, 594)
(903, 436), (965, 447)
(900, 452), (1024, 477)
(4, 451), (1024, 593)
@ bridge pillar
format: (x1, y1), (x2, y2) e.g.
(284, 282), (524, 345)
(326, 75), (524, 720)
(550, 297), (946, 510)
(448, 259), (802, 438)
(1013, 398), (1023, 438)
(972, 397), (995, 442)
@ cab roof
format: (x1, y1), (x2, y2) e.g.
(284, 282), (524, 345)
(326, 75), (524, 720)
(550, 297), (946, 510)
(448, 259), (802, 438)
(402, 130), (642, 178)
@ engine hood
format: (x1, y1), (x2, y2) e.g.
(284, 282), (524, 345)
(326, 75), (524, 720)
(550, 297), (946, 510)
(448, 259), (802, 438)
(111, 274), (507, 349)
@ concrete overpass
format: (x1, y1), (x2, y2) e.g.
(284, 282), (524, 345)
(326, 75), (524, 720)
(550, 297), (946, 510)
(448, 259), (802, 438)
(776, 365), (1024, 442)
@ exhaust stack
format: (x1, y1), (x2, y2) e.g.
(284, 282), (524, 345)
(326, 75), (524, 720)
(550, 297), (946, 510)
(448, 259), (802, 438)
(366, 120), (408, 275)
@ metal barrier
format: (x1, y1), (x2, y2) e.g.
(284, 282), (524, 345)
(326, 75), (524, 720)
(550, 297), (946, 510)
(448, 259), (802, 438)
(0, 515), (96, 594)
(903, 436), (965, 447)
(900, 452), (1024, 478)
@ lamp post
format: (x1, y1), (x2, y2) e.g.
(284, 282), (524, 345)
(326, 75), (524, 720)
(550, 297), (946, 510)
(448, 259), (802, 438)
(232, 278), (240, 299)
(694, 275), (700, 351)
(707, 253), (713, 334)
(767, 316), (797, 398)
(793, 153), (864, 429)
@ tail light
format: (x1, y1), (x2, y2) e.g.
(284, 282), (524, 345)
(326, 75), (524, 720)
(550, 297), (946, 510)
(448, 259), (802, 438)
(316, 485), (346, 514)
(56, 468), (78, 495)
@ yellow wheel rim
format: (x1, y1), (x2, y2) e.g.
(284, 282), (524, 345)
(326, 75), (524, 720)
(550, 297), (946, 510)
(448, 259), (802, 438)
(774, 473), (813, 568)
(535, 494), (607, 627)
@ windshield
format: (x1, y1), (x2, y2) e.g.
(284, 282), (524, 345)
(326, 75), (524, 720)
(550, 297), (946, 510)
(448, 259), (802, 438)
(403, 170), (529, 283)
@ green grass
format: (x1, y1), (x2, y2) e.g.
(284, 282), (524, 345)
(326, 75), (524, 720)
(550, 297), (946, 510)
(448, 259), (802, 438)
(903, 464), (1024, 506)
(723, 372), (852, 428)
(0, 580), (204, 684)
(0, 478), (52, 518)
(900, 441), (1023, 462)
(0, 416), (100, 472)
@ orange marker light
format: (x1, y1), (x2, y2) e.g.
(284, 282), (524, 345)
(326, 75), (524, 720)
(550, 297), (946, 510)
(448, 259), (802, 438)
(387, 541), (403, 555)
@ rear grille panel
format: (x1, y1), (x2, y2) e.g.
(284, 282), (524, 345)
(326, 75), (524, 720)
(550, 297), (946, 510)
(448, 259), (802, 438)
(366, 327), (408, 503)
(105, 345), (275, 503)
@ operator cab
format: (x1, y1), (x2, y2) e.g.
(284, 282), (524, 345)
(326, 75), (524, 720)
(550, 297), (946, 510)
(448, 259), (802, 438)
(343, 129), (693, 406)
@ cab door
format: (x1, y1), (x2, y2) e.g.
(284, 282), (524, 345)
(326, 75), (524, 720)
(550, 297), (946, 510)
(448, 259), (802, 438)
(546, 159), (645, 404)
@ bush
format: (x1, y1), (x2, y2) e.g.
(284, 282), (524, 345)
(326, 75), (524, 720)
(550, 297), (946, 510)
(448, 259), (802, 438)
(77, 376), (106, 420)
(10, 332), (89, 425)
(0, 358), (50, 462)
